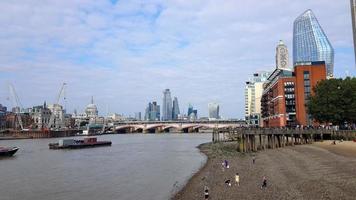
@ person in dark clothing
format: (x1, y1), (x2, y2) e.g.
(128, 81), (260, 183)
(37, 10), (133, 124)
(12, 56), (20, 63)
(225, 179), (232, 187)
(204, 186), (209, 200)
(261, 176), (267, 189)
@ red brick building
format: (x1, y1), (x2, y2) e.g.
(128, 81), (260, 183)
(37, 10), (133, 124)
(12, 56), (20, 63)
(261, 61), (326, 127)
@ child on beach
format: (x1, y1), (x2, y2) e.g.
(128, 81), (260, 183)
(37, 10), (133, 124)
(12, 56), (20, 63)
(235, 173), (240, 186)
(261, 176), (267, 189)
(204, 186), (209, 200)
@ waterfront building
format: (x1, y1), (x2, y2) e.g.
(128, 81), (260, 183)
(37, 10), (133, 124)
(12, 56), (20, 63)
(351, 0), (356, 65)
(0, 104), (6, 130)
(245, 71), (271, 126)
(276, 40), (290, 70)
(0, 104), (7, 113)
(293, 10), (334, 77)
(29, 102), (51, 129)
(172, 97), (180, 120)
(208, 102), (220, 120)
(261, 61), (326, 127)
(47, 103), (65, 129)
(162, 89), (173, 121)
(145, 101), (160, 121)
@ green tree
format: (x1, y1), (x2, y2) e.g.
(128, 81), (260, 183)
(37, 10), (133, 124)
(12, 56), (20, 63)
(308, 77), (356, 127)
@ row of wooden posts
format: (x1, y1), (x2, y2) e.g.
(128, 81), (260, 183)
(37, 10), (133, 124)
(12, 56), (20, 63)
(212, 128), (356, 153)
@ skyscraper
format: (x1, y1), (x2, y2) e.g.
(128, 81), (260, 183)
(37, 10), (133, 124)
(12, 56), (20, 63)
(187, 104), (198, 120)
(172, 97), (180, 120)
(293, 9), (334, 77)
(351, 0), (356, 65)
(145, 102), (160, 121)
(162, 89), (172, 121)
(208, 103), (220, 120)
(276, 40), (290, 70)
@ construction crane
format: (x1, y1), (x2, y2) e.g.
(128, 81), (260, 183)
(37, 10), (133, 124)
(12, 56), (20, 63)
(47, 83), (66, 130)
(8, 83), (24, 131)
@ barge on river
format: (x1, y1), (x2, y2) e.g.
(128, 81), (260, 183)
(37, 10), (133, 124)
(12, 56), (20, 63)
(49, 137), (111, 149)
(0, 147), (19, 157)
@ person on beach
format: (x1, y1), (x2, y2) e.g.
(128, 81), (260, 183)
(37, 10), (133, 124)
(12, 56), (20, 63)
(224, 160), (229, 169)
(225, 179), (232, 187)
(204, 186), (209, 200)
(252, 155), (256, 164)
(261, 176), (267, 189)
(235, 173), (240, 186)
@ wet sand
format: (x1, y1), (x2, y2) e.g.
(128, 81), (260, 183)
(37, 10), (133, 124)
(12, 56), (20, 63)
(173, 142), (356, 200)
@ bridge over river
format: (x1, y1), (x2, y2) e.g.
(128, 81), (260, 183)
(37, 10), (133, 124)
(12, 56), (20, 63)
(110, 120), (245, 133)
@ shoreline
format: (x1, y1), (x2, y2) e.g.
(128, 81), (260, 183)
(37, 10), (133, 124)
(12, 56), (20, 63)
(173, 141), (356, 200)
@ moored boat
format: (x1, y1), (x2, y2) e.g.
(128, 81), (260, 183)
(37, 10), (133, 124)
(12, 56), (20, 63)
(0, 147), (19, 157)
(49, 137), (111, 150)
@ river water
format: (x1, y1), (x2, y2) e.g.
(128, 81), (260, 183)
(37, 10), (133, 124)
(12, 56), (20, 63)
(0, 134), (210, 200)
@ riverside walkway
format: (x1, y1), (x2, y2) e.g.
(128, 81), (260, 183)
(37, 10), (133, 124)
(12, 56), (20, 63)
(212, 128), (356, 152)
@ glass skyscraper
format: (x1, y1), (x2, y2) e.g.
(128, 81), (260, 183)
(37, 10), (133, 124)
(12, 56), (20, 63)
(172, 97), (180, 120)
(162, 89), (172, 121)
(293, 9), (334, 77)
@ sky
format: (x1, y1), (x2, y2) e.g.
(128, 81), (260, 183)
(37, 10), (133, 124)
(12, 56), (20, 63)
(0, 0), (355, 119)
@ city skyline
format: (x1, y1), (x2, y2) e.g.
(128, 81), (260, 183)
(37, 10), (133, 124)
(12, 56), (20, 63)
(0, 0), (354, 118)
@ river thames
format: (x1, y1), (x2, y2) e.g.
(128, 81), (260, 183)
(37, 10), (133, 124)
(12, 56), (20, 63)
(0, 134), (210, 200)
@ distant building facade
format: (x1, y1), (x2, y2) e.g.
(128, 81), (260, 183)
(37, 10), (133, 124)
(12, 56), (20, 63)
(187, 104), (198, 120)
(208, 102), (220, 120)
(47, 104), (65, 129)
(0, 104), (7, 130)
(293, 9), (334, 77)
(261, 61), (327, 127)
(172, 97), (180, 120)
(162, 89), (173, 121)
(134, 112), (142, 121)
(145, 101), (160, 121)
(85, 96), (99, 118)
(29, 102), (51, 129)
(245, 71), (271, 126)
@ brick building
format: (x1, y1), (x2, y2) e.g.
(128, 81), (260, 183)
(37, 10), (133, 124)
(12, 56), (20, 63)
(261, 61), (326, 127)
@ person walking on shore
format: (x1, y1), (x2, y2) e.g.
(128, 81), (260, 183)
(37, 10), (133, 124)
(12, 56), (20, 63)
(204, 186), (209, 200)
(224, 160), (229, 169)
(261, 176), (267, 189)
(252, 155), (256, 164)
(235, 173), (240, 186)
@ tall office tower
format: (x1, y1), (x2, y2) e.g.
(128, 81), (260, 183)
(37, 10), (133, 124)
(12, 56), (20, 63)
(245, 71), (271, 127)
(172, 97), (180, 120)
(162, 89), (173, 121)
(208, 102), (220, 120)
(145, 102), (160, 121)
(293, 9), (334, 77)
(187, 104), (198, 120)
(276, 40), (290, 69)
(351, 0), (356, 65)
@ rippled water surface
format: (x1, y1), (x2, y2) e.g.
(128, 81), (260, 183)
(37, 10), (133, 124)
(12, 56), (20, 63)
(0, 134), (210, 200)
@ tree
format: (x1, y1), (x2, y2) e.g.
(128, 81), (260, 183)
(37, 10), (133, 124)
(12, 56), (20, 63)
(308, 77), (356, 127)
